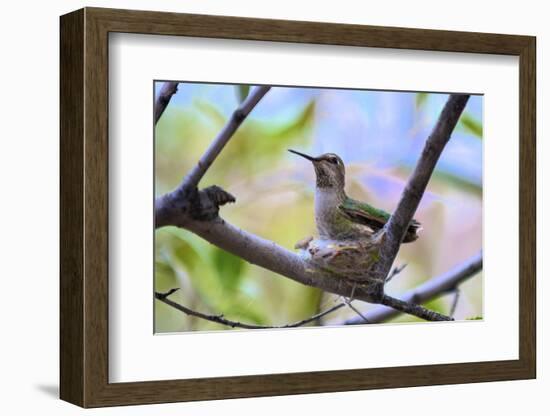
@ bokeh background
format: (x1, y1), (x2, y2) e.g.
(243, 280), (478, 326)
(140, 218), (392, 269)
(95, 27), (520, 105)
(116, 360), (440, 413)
(154, 82), (483, 333)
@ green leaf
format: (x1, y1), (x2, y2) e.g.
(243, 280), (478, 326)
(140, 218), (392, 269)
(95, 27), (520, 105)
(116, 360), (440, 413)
(236, 85), (250, 103)
(212, 247), (246, 291)
(164, 227), (211, 264)
(394, 165), (482, 196)
(459, 112), (483, 138)
(194, 99), (227, 127)
(168, 234), (201, 270)
(270, 101), (316, 138)
(424, 298), (447, 314)
(154, 261), (178, 292)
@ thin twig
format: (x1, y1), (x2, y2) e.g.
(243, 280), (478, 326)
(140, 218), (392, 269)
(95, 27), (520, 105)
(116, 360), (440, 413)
(380, 295), (453, 321)
(344, 300), (370, 324)
(154, 89), (476, 323)
(281, 302), (346, 328)
(156, 287), (180, 299)
(344, 251), (482, 324)
(155, 85), (271, 228)
(154, 82), (179, 125)
(155, 289), (346, 329)
(371, 95), (471, 282)
(386, 263), (408, 283)
(342, 283), (370, 323)
(449, 289), (460, 318)
(183, 217), (458, 322)
(180, 85), (271, 192)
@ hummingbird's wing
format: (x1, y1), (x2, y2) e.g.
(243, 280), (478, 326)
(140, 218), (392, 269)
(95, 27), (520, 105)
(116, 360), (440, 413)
(338, 198), (390, 232)
(338, 198), (421, 243)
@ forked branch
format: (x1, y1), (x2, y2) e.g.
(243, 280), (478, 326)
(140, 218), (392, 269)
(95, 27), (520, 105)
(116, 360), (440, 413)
(181, 85), (271, 191)
(154, 89), (476, 323)
(155, 289), (346, 329)
(155, 86), (271, 228)
(344, 252), (482, 324)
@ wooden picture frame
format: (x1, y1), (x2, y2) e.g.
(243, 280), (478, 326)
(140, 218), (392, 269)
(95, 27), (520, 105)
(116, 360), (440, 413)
(60, 7), (536, 408)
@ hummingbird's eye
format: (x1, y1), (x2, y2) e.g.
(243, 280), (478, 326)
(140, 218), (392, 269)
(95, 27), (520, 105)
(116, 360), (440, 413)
(327, 157), (339, 165)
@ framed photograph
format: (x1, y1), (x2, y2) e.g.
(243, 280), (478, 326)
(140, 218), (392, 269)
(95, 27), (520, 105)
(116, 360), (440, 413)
(60, 7), (536, 408)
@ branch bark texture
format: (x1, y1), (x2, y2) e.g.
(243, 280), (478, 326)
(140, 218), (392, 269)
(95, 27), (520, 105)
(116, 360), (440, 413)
(154, 82), (179, 125)
(165, 192), (452, 321)
(180, 85), (271, 191)
(155, 86), (271, 228)
(155, 89), (474, 323)
(155, 289), (346, 329)
(344, 251), (483, 324)
(371, 94), (471, 282)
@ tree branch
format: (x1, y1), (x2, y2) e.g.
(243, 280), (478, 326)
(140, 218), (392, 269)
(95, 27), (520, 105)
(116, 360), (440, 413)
(343, 251), (482, 325)
(371, 94), (471, 283)
(449, 288), (461, 318)
(386, 263), (407, 283)
(380, 295), (453, 321)
(180, 85), (271, 192)
(155, 90), (472, 323)
(155, 85), (271, 228)
(180, 213), (452, 321)
(155, 289), (346, 329)
(154, 82), (179, 125)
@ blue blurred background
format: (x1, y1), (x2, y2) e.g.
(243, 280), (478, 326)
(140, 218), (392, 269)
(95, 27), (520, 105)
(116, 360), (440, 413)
(155, 82), (483, 332)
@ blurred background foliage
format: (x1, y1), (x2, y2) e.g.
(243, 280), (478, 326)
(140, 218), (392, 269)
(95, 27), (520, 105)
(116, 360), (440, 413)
(154, 82), (483, 333)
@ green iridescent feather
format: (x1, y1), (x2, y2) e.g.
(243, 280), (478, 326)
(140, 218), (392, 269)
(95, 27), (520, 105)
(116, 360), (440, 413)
(339, 197), (421, 243)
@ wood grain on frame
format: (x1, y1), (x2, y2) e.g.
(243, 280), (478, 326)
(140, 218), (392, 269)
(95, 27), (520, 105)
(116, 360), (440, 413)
(60, 8), (85, 406)
(60, 7), (536, 407)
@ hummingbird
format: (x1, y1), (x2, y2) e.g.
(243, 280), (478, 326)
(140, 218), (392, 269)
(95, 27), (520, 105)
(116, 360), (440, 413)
(289, 149), (421, 243)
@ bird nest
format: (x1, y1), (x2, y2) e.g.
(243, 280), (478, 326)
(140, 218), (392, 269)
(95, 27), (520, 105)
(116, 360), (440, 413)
(295, 232), (385, 282)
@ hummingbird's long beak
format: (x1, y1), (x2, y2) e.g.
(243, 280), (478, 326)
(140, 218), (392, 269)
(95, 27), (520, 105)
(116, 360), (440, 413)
(288, 149), (319, 162)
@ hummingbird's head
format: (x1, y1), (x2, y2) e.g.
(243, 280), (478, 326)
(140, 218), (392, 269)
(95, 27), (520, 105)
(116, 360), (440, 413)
(289, 150), (346, 190)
